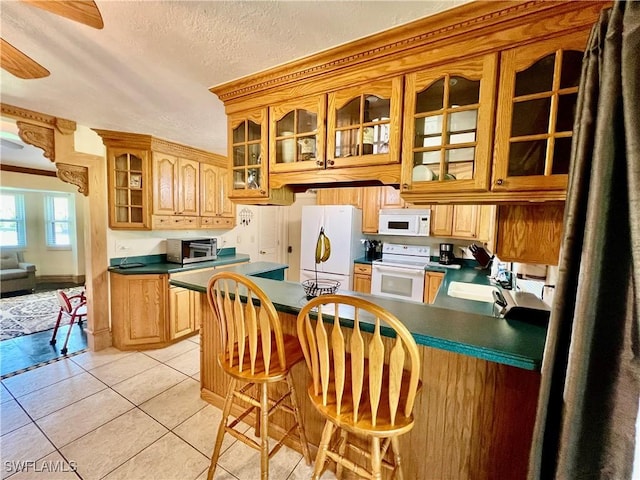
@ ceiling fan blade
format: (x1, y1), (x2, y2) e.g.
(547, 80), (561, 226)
(20, 0), (104, 29)
(0, 38), (50, 79)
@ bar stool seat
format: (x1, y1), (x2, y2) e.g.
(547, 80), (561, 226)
(297, 294), (422, 480)
(206, 272), (311, 480)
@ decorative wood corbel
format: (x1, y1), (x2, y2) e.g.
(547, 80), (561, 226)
(16, 121), (55, 162)
(56, 163), (89, 196)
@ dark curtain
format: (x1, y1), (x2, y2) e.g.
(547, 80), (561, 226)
(528, 2), (640, 479)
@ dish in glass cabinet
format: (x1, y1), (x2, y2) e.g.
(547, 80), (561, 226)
(413, 164), (434, 181)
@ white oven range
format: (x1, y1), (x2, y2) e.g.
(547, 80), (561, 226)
(371, 244), (430, 302)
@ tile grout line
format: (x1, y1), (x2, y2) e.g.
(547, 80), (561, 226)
(1, 348), (88, 380)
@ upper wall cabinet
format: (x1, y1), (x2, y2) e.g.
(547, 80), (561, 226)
(492, 31), (589, 193)
(269, 94), (326, 173)
(327, 77), (403, 169)
(106, 147), (152, 230)
(401, 55), (497, 195)
(96, 129), (232, 230)
(210, 1), (607, 204)
(152, 153), (200, 217)
(229, 109), (294, 206)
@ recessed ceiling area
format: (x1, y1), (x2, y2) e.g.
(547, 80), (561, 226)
(1, 0), (471, 171)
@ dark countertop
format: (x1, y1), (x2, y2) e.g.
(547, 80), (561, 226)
(108, 253), (251, 275)
(170, 262), (546, 371)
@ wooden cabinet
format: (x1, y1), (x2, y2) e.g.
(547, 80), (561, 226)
(200, 162), (235, 228)
(105, 147), (152, 230)
(96, 129), (233, 230)
(424, 271), (444, 304)
(152, 152), (200, 217)
(211, 1), (605, 205)
(430, 204), (496, 243)
(269, 94), (326, 173)
(327, 77), (403, 169)
(496, 203), (564, 265)
(353, 264), (372, 294)
(316, 187), (362, 208)
(492, 30), (589, 194)
(110, 272), (167, 348)
(168, 286), (201, 340)
(401, 55), (497, 195)
(228, 109), (294, 206)
(318, 185), (405, 234)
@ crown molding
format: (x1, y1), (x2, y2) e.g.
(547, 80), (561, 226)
(210, 0), (608, 105)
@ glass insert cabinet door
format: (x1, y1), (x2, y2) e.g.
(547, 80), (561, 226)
(229, 109), (268, 199)
(401, 55), (497, 193)
(492, 30), (589, 192)
(327, 77), (403, 168)
(269, 95), (326, 173)
(109, 148), (150, 229)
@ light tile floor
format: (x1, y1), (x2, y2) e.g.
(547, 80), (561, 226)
(0, 335), (333, 480)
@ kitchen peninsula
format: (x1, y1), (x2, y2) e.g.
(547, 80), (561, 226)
(171, 263), (545, 479)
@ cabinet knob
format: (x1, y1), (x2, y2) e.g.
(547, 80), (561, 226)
(260, 190), (266, 195)
(496, 178), (504, 186)
(316, 160), (323, 166)
(259, 250), (266, 254)
(327, 159), (335, 166)
(402, 183), (410, 190)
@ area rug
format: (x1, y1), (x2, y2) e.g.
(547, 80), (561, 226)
(0, 287), (84, 341)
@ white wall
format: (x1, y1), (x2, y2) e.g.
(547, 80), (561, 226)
(0, 172), (86, 277)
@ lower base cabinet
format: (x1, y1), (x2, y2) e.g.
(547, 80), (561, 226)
(110, 272), (200, 349)
(352, 264), (372, 293)
(424, 271), (445, 304)
(168, 286), (201, 340)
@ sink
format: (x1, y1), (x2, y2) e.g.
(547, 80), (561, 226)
(447, 281), (500, 303)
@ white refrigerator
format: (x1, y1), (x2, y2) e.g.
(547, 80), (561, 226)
(299, 205), (363, 291)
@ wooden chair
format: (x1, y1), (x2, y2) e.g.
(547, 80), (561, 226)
(297, 294), (421, 480)
(49, 288), (87, 355)
(206, 272), (311, 480)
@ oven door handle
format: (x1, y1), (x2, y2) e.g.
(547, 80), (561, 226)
(372, 264), (425, 277)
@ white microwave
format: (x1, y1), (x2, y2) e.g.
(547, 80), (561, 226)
(378, 209), (430, 236)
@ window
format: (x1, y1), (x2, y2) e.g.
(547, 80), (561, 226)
(0, 193), (26, 247)
(45, 194), (72, 248)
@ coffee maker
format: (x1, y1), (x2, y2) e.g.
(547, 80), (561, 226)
(439, 243), (455, 265)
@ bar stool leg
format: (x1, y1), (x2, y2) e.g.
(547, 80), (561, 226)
(371, 437), (382, 480)
(335, 429), (348, 479)
(208, 378), (237, 480)
(312, 421), (335, 480)
(285, 372), (311, 465)
(260, 383), (269, 480)
(391, 437), (404, 480)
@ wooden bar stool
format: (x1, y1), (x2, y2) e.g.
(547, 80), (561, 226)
(297, 294), (422, 480)
(206, 272), (311, 480)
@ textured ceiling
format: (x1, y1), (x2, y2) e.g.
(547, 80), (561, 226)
(0, 0), (470, 170)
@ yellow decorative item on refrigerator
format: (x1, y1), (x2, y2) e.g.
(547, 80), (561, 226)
(314, 227), (331, 264)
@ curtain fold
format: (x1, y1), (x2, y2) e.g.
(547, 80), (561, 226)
(529, 2), (640, 479)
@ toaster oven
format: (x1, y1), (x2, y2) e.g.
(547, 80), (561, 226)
(166, 238), (217, 265)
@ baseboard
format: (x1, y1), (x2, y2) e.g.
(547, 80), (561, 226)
(36, 275), (85, 284)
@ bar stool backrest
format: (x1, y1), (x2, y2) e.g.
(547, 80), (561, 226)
(207, 272), (286, 376)
(297, 294), (421, 430)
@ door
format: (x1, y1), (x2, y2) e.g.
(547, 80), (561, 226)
(256, 206), (280, 262)
(371, 265), (426, 302)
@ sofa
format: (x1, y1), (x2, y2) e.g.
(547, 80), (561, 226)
(0, 251), (36, 295)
